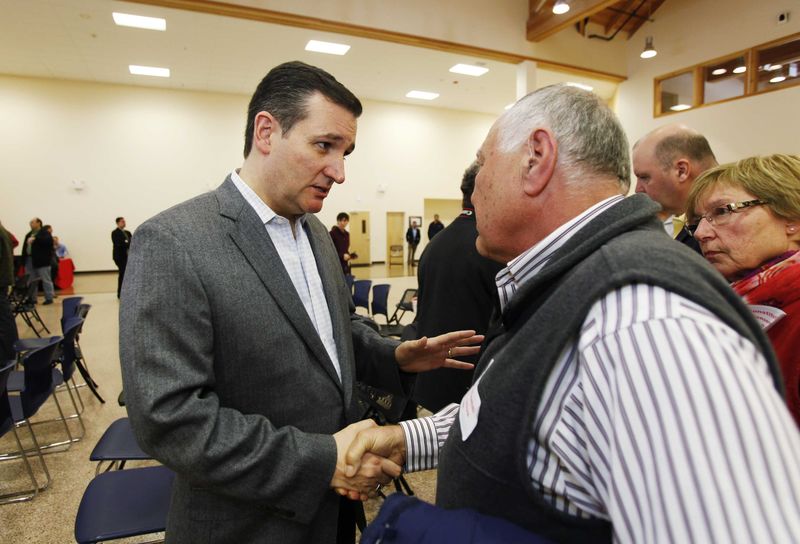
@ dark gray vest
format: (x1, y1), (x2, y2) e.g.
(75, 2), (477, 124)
(436, 195), (781, 543)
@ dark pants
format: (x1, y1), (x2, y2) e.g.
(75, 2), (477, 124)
(407, 244), (418, 265)
(114, 256), (127, 298)
(0, 290), (18, 362)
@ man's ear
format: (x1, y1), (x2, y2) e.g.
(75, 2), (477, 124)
(675, 158), (690, 183)
(522, 128), (557, 197)
(253, 112), (278, 155)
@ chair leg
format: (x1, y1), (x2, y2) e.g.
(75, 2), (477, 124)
(0, 426), (44, 504)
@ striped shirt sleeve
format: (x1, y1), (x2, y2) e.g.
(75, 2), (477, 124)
(576, 285), (800, 543)
(400, 403), (459, 472)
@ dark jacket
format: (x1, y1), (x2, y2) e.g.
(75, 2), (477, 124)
(31, 229), (54, 268)
(0, 225), (13, 288)
(112, 228), (132, 264)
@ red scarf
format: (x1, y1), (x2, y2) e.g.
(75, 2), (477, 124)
(731, 250), (800, 309)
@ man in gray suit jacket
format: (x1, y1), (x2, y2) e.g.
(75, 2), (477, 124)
(120, 61), (479, 544)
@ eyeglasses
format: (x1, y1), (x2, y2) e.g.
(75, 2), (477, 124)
(684, 199), (769, 235)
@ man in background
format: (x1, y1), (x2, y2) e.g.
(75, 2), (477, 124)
(412, 163), (503, 412)
(405, 220), (420, 266)
(632, 124), (718, 253)
(111, 217), (131, 298)
(26, 218), (55, 305)
(330, 212), (355, 276)
(427, 214), (444, 240)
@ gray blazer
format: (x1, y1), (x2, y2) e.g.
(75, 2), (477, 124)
(120, 177), (404, 543)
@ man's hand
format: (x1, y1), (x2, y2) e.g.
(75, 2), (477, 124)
(331, 420), (401, 501)
(395, 330), (483, 373)
(334, 424), (407, 501)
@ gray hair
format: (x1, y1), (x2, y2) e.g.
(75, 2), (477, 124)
(497, 85), (630, 191)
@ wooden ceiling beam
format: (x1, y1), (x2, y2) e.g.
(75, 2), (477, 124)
(604, 0), (636, 34)
(527, 0), (623, 42)
(626, 0), (665, 39)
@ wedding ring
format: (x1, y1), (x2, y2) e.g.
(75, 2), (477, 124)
(447, 347), (453, 358)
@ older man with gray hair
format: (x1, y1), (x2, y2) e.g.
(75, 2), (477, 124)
(344, 85), (800, 542)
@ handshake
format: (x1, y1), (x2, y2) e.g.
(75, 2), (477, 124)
(330, 419), (406, 501)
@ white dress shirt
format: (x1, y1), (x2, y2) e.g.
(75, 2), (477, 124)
(231, 171), (341, 381)
(400, 195), (800, 543)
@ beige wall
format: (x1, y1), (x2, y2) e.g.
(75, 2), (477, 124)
(616, 0), (800, 162)
(0, 74), (493, 270)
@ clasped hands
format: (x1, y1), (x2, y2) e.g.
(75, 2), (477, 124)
(329, 329), (482, 500)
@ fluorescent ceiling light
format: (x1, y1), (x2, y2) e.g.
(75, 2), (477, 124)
(711, 68), (727, 76)
(553, 1), (570, 15)
(406, 90), (439, 100)
(305, 40), (350, 55)
(670, 104), (692, 111)
(449, 64), (489, 77)
(566, 82), (594, 91)
(129, 65), (170, 78)
(112, 12), (166, 31)
(770, 75), (787, 83)
(733, 66), (747, 74)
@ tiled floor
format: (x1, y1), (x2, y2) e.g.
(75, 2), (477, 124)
(1, 267), (437, 542)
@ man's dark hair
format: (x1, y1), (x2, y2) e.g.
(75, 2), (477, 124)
(655, 133), (717, 171)
(460, 161), (480, 208)
(115, 217), (124, 224)
(336, 212), (350, 222)
(243, 61), (363, 158)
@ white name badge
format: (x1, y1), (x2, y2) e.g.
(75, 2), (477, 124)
(459, 358), (495, 441)
(749, 304), (786, 331)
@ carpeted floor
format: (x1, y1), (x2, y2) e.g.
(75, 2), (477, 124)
(1, 268), (438, 542)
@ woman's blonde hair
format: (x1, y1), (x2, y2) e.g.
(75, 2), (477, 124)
(687, 154), (800, 221)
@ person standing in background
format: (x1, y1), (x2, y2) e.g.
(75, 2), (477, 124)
(28, 219), (55, 305)
(427, 214), (444, 240)
(330, 212), (355, 276)
(405, 220), (420, 266)
(0, 221), (18, 361)
(112, 217), (131, 298)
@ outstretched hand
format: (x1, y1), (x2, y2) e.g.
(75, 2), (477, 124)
(334, 424), (407, 501)
(395, 330), (483, 373)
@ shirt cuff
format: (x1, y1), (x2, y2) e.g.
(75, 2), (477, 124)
(400, 403), (459, 472)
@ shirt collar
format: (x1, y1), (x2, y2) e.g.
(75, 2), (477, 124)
(230, 170), (307, 227)
(496, 195), (625, 309)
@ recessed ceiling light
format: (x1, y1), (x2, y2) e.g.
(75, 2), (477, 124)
(733, 66), (747, 74)
(112, 12), (166, 31)
(449, 64), (489, 77)
(670, 104), (692, 111)
(770, 75), (787, 83)
(406, 90), (439, 100)
(553, 1), (570, 15)
(305, 40), (350, 55)
(767, 64), (783, 71)
(129, 65), (170, 78)
(565, 82), (594, 91)
(711, 68), (727, 76)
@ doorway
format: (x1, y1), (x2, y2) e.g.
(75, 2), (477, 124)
(386, 212), (405, 267)
(348, 211), (371, 266)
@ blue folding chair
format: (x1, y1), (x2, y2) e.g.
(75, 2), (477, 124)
(74, 465), (175, 543)
(0, 359), (50, 504)
(353, 279), (372, 313)
(371, 284), (391, 324)
(90, 418), (151, 475)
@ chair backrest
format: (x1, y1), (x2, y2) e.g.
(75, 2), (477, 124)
(19, 336), (61, 417)
(59, 317), (84, 382)
(60, 296), (83, 332)
(76, 303), (91, 336)
(0, 360), (16, 436)
(353, 280), (372, 311)
(398, 289), (418, 311)
(371, 284), (391, 321)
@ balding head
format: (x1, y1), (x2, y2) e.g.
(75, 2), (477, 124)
(632, 124), (717, 216)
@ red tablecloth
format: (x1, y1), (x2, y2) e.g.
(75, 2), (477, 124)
(55, 257), (75, 289)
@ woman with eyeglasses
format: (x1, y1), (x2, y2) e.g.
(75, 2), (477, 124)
(686, 154), (800, 425)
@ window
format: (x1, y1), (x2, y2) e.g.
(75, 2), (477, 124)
(654, 32), (799, 117)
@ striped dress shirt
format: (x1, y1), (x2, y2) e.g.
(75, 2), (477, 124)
(400, 195), (800, 542)
(231, 171), (341, 381)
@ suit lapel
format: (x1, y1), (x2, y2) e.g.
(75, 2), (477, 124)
(215, 178), (344, 391)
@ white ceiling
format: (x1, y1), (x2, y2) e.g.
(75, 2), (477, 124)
(0, 0), (618, 115)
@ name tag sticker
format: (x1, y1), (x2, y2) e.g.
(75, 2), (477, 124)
(459, 358), (495, 441)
